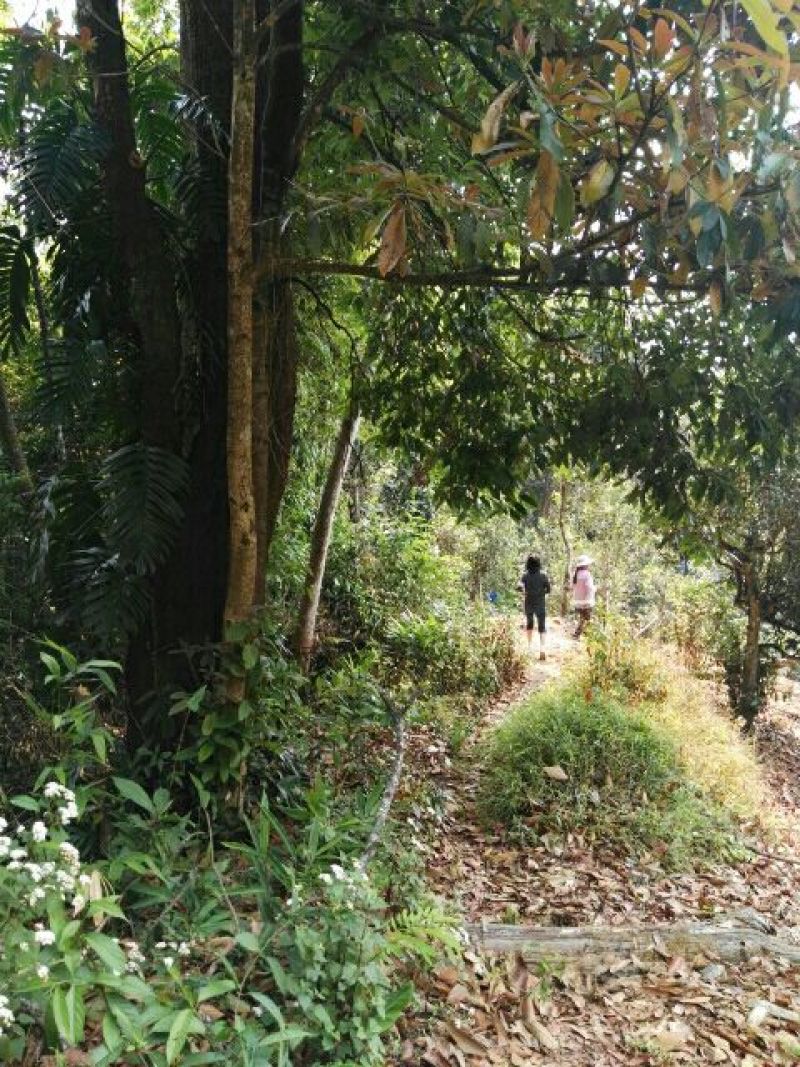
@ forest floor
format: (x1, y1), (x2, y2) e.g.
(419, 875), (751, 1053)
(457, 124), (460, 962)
(391, 620), (800, 1066)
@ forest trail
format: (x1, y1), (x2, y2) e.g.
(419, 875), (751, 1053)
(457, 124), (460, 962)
(395, 621), (800, 1066)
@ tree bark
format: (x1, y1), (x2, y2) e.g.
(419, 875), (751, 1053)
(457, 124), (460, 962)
(558, 478), (571, 618)
(174, 0), (233, 656)
(29, 251), (65, 462)
(78, 0), (188, 727)
(0, 369), (32, 493)
(295, 405), (360, 672)
(252, 0), (304, 577)
(740, 565), (761, 729)
(224, 0), (258, 627)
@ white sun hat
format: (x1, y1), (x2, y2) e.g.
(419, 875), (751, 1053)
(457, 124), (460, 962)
(574, 554), (594, 567)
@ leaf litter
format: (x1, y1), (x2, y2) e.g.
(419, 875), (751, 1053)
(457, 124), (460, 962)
(389, 624), (800, 1066)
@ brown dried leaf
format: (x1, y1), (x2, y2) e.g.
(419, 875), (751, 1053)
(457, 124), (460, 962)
(443, 1022), (490, 1058)
(472, 83), (519, 154)
(377, 203), (407, 277)
(654, 18), (674, 59)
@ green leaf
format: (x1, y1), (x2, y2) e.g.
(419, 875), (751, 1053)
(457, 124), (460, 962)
(379, 982), (415, 1029)
(555, 174), (575, 231)
(242, 643), (258, 669)
(112, 777), (156, 815)
(235, 931), (260, 953)
(580, 159), (615, 206)
(86, 932), (127, 973)
(52, 984), (86, 1045)
(91, 730), (108, 764)
(166, 1008), (204, 1066)
(196, 979), (236, 1003)
(10, 794), (39, 811)
(740, 0), (788, 55)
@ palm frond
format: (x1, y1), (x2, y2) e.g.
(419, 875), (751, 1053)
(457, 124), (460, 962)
(98, 443), (190, 575)
(17, 101), (109, 232)
(71, 547), (151, 643)
(0, 226), (32, 356)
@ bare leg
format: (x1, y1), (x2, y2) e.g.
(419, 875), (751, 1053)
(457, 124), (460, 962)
(539, 630), (546, 661)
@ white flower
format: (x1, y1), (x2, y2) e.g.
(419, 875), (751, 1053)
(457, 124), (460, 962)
(58, 842), (80, 870)
(252, 1006), (263, 1018)
(9, 848), (26, 861)
(330, 863), (346, 881)
(28, 888), (45, 907)
(162, 956), (175, 969)
(71, 894), (86, 915)
(0, 837), (11, 858)
(30, 822), (47, 843)
(78, 873), (92, 888)
(33, 929), (55, 946)
(36, 965), (49, 980)
(177, 942), (190, 957)
(0, 817), (7, 833)
(318, 872), (332, 885)
(55, 871), (75, 893)
(59, 801), (79, 825)
(155, 941), (166, 950)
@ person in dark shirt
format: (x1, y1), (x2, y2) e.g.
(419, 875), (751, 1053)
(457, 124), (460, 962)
(519, 555), (551, 660)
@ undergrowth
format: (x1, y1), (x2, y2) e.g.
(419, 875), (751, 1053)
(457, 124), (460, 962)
(479, 625), (768, 867)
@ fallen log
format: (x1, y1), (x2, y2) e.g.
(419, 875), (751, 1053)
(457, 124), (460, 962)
(465, 921), (800, 966)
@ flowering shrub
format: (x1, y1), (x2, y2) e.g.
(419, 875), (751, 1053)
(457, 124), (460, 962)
(0, 783), (307, 1065)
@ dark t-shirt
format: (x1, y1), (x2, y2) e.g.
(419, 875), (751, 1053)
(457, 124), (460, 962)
(521, 570), (551, 610)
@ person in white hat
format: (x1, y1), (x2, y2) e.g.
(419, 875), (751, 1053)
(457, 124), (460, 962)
(572, 554), (596, 638)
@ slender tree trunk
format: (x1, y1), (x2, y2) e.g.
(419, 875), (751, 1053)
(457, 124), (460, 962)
(252, 0), (304, 575)
(295, 405), (361, 672)
(29, 252), (65, 462)
(262, 279), (299, 566)
(0, 370), (32, 493)
(558, 478), (571, 618)
(740, 567), (761, 730)
(224, 0), (258, 627)
(252, 308), (269, 604)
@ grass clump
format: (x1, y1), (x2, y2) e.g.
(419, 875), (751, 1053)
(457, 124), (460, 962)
(580, 624), (770, 826)
(479, 685), (738, 868)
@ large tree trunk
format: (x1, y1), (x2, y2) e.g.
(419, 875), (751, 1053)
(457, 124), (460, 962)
(174, 0), (233, 656)
(224, 0), (258, 627)
(77, 0), (188, 731)
(740, 566), (761, 730)
(295, 405), (360, 672)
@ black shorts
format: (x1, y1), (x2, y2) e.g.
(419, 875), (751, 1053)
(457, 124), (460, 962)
(526, 607), (546, 633)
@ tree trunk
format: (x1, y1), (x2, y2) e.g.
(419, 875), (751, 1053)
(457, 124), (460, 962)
(295, 405), (360, 672)
(558, 478), (571, 617)
(0, 369), (32, 493)
(173, 0), (233, 658)
(224, 0), (258, 628)
(252, 0), (304, 576)
(252, 307), (269, 604)
(740, 566), (761, 729)
(30, 251), (65, 462)
(78, 0), (189, 730)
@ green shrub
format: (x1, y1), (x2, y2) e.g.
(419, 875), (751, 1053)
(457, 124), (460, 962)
(479, 685), (735, 867)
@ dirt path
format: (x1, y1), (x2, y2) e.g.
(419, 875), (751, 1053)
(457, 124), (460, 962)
(393, 622), (800, 1067)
